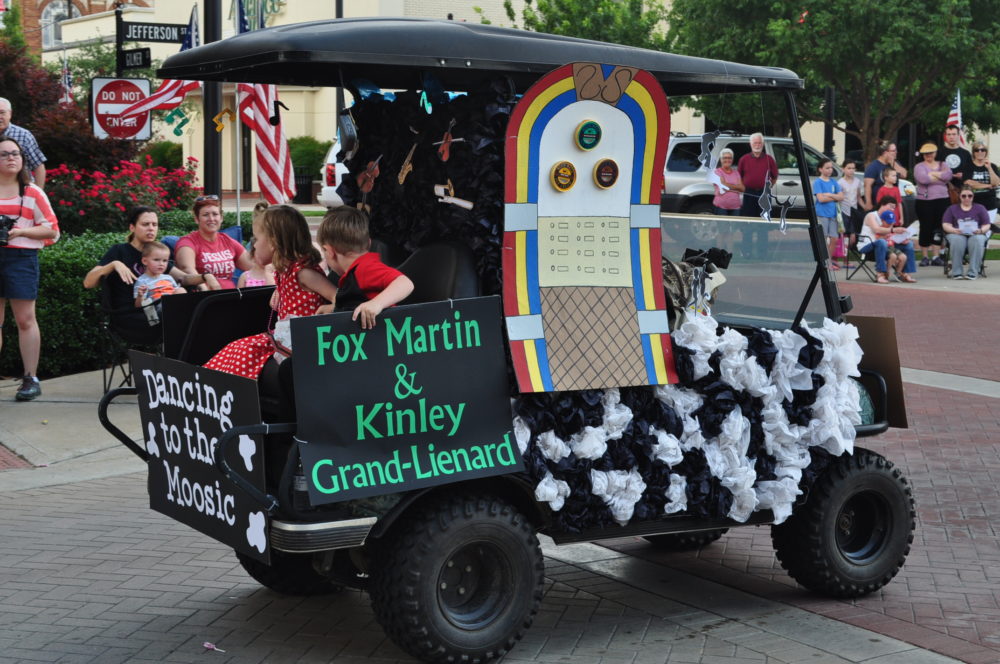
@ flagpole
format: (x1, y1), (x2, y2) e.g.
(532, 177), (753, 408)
(232, 2), (242, 227)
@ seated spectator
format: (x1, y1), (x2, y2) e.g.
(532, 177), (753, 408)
(133, 241), (186, 310)
(942, 185), (991, 280)
(236, 237), (276, 288)
(878, 208), (917, 283)
(859, 197), (916, 284)
(83, 206), (219, 344)
(175, 195), (254, 289)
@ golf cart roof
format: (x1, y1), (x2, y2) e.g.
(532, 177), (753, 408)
(157, 17), (803, 95)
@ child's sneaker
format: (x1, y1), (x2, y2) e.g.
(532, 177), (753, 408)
(931, 256), (944, 266)
(15, 375), (40, 402)
(919, 257), (931, 267)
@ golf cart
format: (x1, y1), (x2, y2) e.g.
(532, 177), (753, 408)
(99, 18), (914, 664)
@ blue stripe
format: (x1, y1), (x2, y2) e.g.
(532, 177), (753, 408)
(630, 228), (645, 309)
(525, 230), (541, 314)
(640, 334), (657, 385)
(601, 64), (616, 79)
(616, 93), (646, 204)
(527, 89), (577, 202)
(535, 338), (555, 391)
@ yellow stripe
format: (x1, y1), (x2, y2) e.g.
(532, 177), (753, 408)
(650, 333), (667, 384)
(515, 231), (530, 315)
(524, 339), (544, 391)
(516, 77), (575, 201)
(639, 228), (655, 310)
(625, 80), (658, 203)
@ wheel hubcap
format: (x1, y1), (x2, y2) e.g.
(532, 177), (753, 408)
(836, 490), (890, 564)
(438, 541), (511, 630)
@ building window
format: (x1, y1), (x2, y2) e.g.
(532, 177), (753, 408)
(42, 0), (81, 49)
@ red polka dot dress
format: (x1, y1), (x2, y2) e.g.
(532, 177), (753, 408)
(204, 259), (325, 379)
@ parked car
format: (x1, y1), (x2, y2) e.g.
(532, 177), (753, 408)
(661, 133), (915, 245)
(317, 138), (349, 208)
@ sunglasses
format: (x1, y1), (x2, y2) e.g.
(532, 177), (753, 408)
(195, 194), (220, 202)
(974, 148), (988, 153)
(960, 194), (974, 199)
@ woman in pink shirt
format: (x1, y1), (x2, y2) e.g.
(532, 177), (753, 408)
(913, 142), (952, 266)
(712, 148), (744, 252)
(175, 195), (254, 289)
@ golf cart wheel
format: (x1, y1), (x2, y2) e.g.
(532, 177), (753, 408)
(771, 448), (914, 598)
(236, 550), (343, 596)
(644, 528), (729, 551)
(370, 494), (544, 664)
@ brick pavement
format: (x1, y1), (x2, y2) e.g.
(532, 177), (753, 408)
(604, 382), (1000, 664)
(0, 474), (951, 664)
(839, 282), (999, 382)
(0, 444), (29, 471)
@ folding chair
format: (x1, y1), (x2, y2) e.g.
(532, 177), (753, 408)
(845, 236), (878, 282)
(97, 276), (163, 392)
(942, 223), (995, 278)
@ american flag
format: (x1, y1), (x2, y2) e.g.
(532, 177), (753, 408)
(236, 0), (295, 204)
(117, 6), (201, 118)
(58, 51), (73, 106)
(946, 90), (967, 147)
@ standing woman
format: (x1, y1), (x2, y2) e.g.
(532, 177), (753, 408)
(175, 195), (254, 289)
(965, 141), (1000, 223)
(0, 138), (59, 401)
(913, 142), (952, 267)
(711, 148), (744, 252)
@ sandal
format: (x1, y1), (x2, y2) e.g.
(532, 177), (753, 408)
(900, 274), (917, 283)
(876, 273), (889, 284)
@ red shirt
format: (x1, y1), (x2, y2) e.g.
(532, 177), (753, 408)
(335, 252), (404, 312)
(737, 152), (778, 190)
(0, 184), (59, 250)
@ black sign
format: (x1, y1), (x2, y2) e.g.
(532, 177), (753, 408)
(120, 47), (151, 70)
(291, 296), (520, 505)
(131, 351), (270, 562)
(122, 21), (187, 43)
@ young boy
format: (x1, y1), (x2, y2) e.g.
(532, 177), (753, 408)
(813, 158), (844, 269)
(133, 241), (186, 307)
(315, 207), (414, 328)
(879, 167), (905, 226)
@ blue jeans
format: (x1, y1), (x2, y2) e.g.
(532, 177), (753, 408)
(946, 233), (988, 277)
(859, 238), (890, 273)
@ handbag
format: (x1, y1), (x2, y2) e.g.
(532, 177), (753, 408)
(832, 234), (847, 258)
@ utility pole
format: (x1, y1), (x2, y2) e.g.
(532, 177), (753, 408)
(203, 0), (222, 195)
(335, 0), (344, 119)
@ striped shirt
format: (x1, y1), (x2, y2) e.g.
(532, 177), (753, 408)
(0, 184), (59, 249)
(0, 124), (46, 171)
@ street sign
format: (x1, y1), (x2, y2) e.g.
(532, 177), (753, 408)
(91, 77), (151, 141)
(120, 47), (151, 71)
(121, 20), (187, 43)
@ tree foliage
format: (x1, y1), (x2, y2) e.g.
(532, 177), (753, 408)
(497, 0), (668, 50)
(666, 0), (1000, 160)
(0, 0), (27, 52)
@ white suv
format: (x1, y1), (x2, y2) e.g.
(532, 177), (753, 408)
(317, 139), (349, 208)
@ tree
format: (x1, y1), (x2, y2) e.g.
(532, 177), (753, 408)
(487, 0), (668, 50)
(666, 0), (1000, 161)
(43, 39), (160, 108)
(0, 0), (27, 52)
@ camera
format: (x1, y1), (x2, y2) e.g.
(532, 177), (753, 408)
(0, 215), (15, 246)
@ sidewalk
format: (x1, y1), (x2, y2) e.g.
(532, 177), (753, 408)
(0, 259), (998, 663)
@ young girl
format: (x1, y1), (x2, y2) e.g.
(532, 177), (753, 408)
(236, 238), (276, 288)
(879, 167), (905, 226)
(838, 160), (865, 256)
(204, 205), (338, 379)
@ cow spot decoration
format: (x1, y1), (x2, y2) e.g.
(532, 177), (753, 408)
(513, 314), (863, 532)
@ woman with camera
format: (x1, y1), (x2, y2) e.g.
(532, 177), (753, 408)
(0, 137), (59, 401)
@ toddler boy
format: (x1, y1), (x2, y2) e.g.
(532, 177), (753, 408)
(133, 241), (186, 307)
(315, 207), (414, 328)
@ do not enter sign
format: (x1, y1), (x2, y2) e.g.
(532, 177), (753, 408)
(91, 77), (151, 140)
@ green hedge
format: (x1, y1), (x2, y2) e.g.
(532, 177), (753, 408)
(0, 212), (254, 379)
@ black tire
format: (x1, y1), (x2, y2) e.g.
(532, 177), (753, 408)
(236, 549), (343, 596)
(771, 448), (914, 598)
(370, 494), (544, 664)
(644, 528), (729, 551)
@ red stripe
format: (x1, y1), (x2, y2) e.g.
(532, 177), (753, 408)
(660, 334), (679, 383)
(501, 232), (519, 316)
(509, 340), (534, 392)
(239, 84), (296, 203)
(633, 69), (670, 205)
(647, 228), (666, 309)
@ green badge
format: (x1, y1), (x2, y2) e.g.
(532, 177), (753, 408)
(575, 120), (602, 150)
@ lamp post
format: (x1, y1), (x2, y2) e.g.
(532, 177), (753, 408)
(203, 0), (222, 196)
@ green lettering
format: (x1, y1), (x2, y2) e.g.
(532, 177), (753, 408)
(316, 326), (332, 366)
(464, 317), (480, 348)
(350, 463), (369, 488)
(451, 447), (471, 472)
(444, 403), (466, 436)
(356, 403), (383, 440)
(411, 444), (433, 478)
(312, 459), (340, 494)
(496, 432), (516, 466)
(385, 317), (411, 356)
(470, 446), (488, 469)
(435, 449), (454, 475)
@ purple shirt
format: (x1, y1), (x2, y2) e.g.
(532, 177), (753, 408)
(942, 203), (990, 232)
(914, 161), (952, 201)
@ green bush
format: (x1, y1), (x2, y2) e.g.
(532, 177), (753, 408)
(139, 141), (184, 170)
(159, 210), (253, 238)
(0, 232), (121, 378)
(288, 136), (333, 177)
